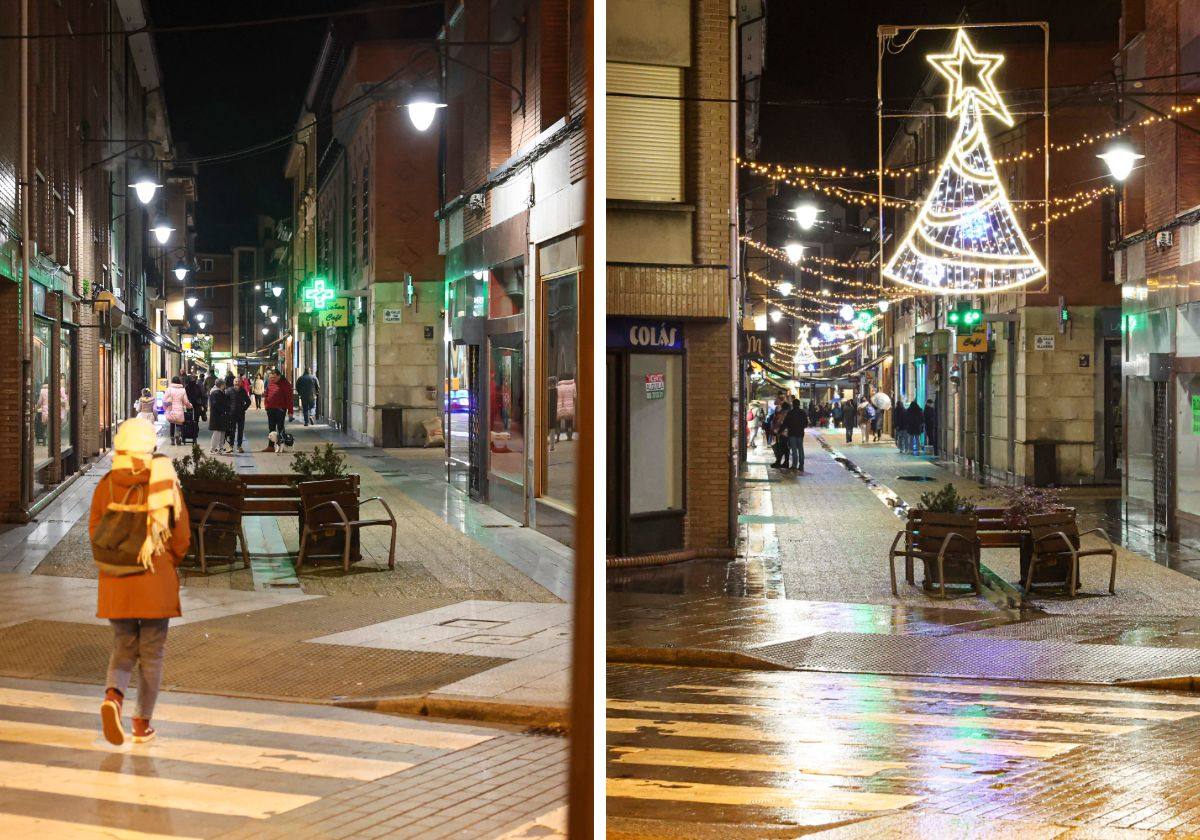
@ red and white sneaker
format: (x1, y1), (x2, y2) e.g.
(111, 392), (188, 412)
(100, 689), (124, 746)
(132, 718), (156, 744)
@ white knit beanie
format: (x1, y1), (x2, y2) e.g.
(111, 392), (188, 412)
(112, 417), (157, 454)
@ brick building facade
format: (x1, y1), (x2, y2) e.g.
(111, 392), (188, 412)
(440, 0), (589, 547)
(1116, 0), (1200, 541)
(0, 0), (179, 521)
(606, 0), (736, 555)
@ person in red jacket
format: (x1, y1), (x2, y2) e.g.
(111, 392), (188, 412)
(262, 369), (294, 451)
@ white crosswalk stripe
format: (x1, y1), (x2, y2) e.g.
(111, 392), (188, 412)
(607, 673), (1197, 818)
(0, 681), (498, 837)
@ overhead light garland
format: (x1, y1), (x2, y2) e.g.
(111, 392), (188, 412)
(882, 29), (1045, 295)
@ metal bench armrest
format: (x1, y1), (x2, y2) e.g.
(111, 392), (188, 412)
(1078, 527), (1116, 553)
(200, 500), (240, 530)
(359, 496), (397, 524)
(303, 499), (349, 526)
(937, 532), (977, 563)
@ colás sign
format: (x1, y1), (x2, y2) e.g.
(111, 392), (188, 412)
(607, 317), (684, 350)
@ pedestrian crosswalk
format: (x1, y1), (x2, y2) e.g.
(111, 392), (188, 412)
(0, 678), (499, 837)
(607, 667), (1200, 829)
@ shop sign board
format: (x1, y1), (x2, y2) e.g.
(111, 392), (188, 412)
(741, 329), (769, 360)
(607, 317), (684, 350)
(315, 297), (350, 328)
(1035, 334), (1056, 351)
(956, 325), (987, 353)
(645, 372), (665, 399)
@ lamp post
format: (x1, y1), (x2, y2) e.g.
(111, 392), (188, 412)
(1097, 142), (1143, 182)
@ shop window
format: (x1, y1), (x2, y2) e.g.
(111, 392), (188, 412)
(488, 336), (525, 487)
(489, 262), (525, 318)
(59, 328), (72, 454)
(627, 353), (684, 513)
(541, 273), (577, 509)
(32, 319), (52, 474)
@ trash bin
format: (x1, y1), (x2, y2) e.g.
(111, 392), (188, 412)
(1031, 441), (1057, 487)
(381, 406), (404, 448)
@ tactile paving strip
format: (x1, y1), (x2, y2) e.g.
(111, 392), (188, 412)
(749, 631), (1200, 685)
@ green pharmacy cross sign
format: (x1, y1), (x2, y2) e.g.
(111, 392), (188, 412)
(303, 277), (336, 310)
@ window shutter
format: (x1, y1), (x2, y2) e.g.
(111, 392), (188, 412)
(607, 63), (683, 202)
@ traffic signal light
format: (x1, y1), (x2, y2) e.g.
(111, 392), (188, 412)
(947, 301), (982, 329)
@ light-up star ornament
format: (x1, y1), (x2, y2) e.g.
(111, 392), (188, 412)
(303, 277), (336, 310)
(882, 28), (1045, 295)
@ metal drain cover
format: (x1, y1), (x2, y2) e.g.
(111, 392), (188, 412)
(898, 475), (937, 482)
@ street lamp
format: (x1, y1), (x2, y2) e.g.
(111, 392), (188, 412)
(778, 281), (794, 297)
(185, 296), (197, 308)
(783, 242), (804, 263)
(261, 327), (269, 336)
(769, 309), (783, 323)
(150, 223), (173, 245)
(173, 260), (189, 281)
(1098, 142), (1144, 182)
(878, 299), (891, 313)
(271, 285), (283, 297)
(129, 179), (162, 205)
(270, 314), (278, 324)
(793, 202), (822, 230)
(405, 92), (447, 132)
(260, 304), (269, 315)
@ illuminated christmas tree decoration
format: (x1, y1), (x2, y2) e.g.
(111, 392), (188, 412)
(882, 28), (1045, 295)
(793, 327), (818, 371)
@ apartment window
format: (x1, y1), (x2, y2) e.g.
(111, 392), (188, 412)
(201, 258), (214, 273)
(361, 164), (370, 266)
(607, 63), (683, 202)
(350, 174), (358, 273)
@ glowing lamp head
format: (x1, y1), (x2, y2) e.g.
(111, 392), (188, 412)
(769, 309), (783, 323)
(261, 327), (269, 336)
(185, 296), (197, 308)
(839, 304), (854, 322)
(878, 299), (890, 313)
(129, 179), (161, 205)
(260, 305), (269, 315)
(270, 315), (278, 324)
(783, 242), (804, 264)
(1098, 143), (1144, 182)
(778, 281), (794, 297)
(271, 286), (283, 297)
(793, 203), (821, 230)
(405, 94), (447, 132)
(150, 223), (174, 245)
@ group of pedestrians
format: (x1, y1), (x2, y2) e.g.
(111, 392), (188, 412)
(895, 397), (939, 456)
(761, 395), (808, 472)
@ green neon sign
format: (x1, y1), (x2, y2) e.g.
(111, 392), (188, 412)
(302, 277), (335, 310)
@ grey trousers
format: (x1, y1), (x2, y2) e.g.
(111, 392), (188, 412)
(106, 618), (169, 719)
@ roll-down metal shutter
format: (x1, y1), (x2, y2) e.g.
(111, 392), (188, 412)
(607, 63), (683, 202)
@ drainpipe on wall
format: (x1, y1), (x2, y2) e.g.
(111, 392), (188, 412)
(19, 0), (32, 514)
(728, 0), (741, 549)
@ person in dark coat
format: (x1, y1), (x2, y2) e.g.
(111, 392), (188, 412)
(904, 399), (925, 455)
(207, 378), (231, 453)
(184, 374), (206, 422)
(224, 373), (251, 453)
(924, 398), (939, 456)
(770, 402), (790, 468)
(782, 401), (809, 472)
(842, 397), (858, 443)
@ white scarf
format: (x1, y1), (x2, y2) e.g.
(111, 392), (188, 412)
(108, 453), (181, 573)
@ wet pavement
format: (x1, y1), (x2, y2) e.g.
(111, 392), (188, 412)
(607, 663), (1200, 837)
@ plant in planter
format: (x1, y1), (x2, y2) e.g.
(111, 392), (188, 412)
(172, 444), (238, 493)
(172, 445), (245, 571)
(290, 443), (348, 482)
(993, 485), (1063, 530)
(915, 482), (976, 515)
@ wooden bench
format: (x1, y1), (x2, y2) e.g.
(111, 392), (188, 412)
(240, 473), (363, 568)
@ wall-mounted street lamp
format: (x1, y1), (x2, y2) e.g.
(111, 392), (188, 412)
(173, 260), (189, 281)
(260, 304), (269, 315)
(150, 223), (173, 245)
(271, 285), (283, 297)
(405, 92), (448, 132)
(129, 179), (162, 206)
(783, 242), (804, 264)
(1097, 142), (1144, 182)
(185, 296), (198, 308)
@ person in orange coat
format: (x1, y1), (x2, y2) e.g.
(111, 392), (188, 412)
(91, 417), (190, 746)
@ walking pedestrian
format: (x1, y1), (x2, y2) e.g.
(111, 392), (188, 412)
(162, 376), (191, 446)
(296, 368), (319, 427)
(894, 400), (909, 453)
(783, 399), (808, 472)
(207, 377), (231, 453)
(224, 373), (251, 453)
(252, 372), (265, 410)
(859, 397), (874, 443)
(240, 373), (251, 400)
(184, 374), (206, 423)
(842, 397), (858, 443)
(263, 369), (294, 451)
(749, 403), (766, 447)
(92, 417), (190, 746)
(770, 401), (790, 468)
(905, 398), (925, 455)
(831, 400), (843, 430)
(924, 398), (939, 456)
(135, 388), (156, 426)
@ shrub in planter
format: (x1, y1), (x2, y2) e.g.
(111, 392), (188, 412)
(172, 444), (238, 493)
(290, 443), (348, 482)
(993, 485), (1063, 530)
(290, 444), (359, 565)
(915, 483), (976, 515)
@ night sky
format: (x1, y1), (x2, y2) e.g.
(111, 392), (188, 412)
(148, 2), (441, 253)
